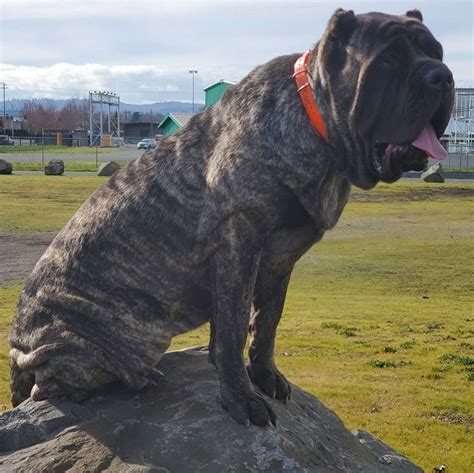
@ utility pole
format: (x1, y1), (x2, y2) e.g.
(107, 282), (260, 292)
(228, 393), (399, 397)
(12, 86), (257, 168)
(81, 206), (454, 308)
(189, 70), (198, 114)
(1, 82), (7, 118)
(150, 108), (153, 136)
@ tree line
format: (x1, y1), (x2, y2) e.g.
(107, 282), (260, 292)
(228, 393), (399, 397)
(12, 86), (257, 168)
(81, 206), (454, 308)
(20, 99), (89, 134)
(16, 100), (163, 135)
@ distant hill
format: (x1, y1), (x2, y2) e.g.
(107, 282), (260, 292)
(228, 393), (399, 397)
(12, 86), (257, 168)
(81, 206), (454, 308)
(121, 101), (204, 115)
(1, 98), (204, 116)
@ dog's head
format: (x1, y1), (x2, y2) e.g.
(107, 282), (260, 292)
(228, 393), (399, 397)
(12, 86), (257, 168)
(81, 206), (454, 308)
(317, 9), (454, 188)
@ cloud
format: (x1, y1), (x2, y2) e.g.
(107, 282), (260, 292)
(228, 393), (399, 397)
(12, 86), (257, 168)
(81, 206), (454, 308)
(1, 0), (472, 102)
(0, 63), (207, 103)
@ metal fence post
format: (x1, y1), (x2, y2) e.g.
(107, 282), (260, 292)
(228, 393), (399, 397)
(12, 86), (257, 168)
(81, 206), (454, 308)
(41, 129), (45, 167)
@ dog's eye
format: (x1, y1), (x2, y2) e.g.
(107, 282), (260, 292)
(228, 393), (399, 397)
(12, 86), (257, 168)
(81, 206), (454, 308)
(382, 51), (398, 66)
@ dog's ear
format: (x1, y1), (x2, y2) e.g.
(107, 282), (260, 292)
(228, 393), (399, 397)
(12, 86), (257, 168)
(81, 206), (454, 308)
(406, 9), (423, 22)
(328, 8), (357, 42)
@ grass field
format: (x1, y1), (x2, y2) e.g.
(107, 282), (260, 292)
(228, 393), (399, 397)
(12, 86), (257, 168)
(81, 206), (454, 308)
(0, 175), (472, 471)
(11, 161), (130, 173)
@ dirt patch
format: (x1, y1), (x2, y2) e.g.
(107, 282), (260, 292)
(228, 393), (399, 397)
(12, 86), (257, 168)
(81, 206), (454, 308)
(0, 233), (55, 287)
(428, 408), (474, 427)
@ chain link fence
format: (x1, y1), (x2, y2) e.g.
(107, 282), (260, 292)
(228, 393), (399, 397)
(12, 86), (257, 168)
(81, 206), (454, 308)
(443, 152), (474, 171)
(6, 135), (146, 146)
(1, 134), (473, 172)
(0, 135), (145, 171)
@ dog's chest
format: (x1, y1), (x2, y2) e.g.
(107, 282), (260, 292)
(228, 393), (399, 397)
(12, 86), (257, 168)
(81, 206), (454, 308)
(291, 174), (351, 231)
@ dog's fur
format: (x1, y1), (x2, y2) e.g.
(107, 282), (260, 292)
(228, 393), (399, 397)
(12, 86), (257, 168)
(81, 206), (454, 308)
(10, 9), (453, 426)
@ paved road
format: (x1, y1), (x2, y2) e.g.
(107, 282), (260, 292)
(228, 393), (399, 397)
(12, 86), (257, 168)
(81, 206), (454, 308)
(1, 146), (143, 163)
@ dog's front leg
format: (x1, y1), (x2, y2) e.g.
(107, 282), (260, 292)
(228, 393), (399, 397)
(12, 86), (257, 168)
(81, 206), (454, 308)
(211, 219), (276, 427)
(247, 270), (293, 402)
(246, 224), (324, 402)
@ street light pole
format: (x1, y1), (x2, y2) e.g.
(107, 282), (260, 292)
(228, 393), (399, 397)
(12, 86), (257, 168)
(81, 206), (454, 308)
(189, 70), (198, 114)
(1, 82), (7, 118)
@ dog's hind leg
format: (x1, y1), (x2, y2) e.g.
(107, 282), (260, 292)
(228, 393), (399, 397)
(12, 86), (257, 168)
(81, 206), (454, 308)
(11, 343), (116, 403)
(31, 351), (116, 403)
(30, 375), (91, 403)
(9, 352), (35, 407)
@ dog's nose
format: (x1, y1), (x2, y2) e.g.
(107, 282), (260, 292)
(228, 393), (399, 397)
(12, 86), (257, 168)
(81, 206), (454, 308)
(424, 64), (453, 90)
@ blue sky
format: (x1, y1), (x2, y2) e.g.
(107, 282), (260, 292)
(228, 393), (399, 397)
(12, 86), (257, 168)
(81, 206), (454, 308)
(0, 0), (472, 104)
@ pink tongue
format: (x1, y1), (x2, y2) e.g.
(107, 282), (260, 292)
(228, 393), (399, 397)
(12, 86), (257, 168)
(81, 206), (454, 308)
(411, 123), (448, 160)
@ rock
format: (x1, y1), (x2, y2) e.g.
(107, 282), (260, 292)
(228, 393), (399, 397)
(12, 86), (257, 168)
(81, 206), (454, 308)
(0, 349), (422, 472)
(0, 159), (13, 175)
(44, 159), (65, 176)
(97, 161), (121, 176)
(352, 430), (423, 471)
(421, 163), (444, 183)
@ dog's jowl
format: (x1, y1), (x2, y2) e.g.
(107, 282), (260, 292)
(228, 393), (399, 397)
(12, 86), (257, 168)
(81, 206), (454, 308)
(9, 9), (453, 427)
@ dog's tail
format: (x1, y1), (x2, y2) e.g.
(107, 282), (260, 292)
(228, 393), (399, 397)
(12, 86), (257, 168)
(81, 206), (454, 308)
(9, 349), (35, 407)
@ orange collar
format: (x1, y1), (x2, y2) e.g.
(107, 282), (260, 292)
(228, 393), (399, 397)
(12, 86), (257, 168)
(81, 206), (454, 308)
(293, 49), (328, 142)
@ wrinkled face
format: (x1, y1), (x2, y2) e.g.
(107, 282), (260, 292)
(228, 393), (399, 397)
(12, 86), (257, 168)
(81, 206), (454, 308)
(319, 9), (454, 188)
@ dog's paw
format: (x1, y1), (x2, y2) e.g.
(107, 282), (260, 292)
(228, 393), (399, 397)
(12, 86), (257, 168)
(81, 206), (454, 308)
(221, 389), (277, 427)
(247, 363), (291, 402)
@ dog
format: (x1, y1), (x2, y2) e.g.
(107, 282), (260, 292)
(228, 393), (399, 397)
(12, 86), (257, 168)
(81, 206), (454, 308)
(10, 9), (453, 427)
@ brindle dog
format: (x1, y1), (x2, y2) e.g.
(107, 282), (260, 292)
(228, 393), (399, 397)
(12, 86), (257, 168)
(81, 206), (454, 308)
(10, 9), (453, 427)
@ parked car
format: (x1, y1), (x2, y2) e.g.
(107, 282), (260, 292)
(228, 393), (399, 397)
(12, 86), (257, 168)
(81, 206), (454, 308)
(0, 135), (14, 145)
(137, 138), (156, 150)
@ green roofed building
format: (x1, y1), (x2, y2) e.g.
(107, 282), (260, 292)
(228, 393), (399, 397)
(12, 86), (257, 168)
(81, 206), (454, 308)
(204, 80), (236, 108)
(157, 80), (236, 136)
(157, 113), (194, 136)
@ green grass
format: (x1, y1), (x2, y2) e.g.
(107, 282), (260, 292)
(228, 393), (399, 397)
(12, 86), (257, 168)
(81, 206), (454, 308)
(0, 178), (473, 471)
(0, 145), (116, 154)
(11, 161), (130, 172)
(0, 175), (106, 232)
(0, 284), (22, 409)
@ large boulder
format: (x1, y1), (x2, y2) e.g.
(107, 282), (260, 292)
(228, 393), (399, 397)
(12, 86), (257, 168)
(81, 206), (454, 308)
(0, 159), (12, 175)
(97, 161), (121, 176)
(421, 162), (445, 183)
(0, 349), (422, 472)
(44, 159), (65, 176)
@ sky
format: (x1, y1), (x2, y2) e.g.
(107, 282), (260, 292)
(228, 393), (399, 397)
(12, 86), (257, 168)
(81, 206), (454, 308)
(0, 0), (472, 104)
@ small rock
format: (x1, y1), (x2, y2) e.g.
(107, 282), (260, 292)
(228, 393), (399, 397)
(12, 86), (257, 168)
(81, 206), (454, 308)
(97, 161), (121, 176)
(421, 163), (444, 183)
(0, 159), (13, 175)
(44, 159), (64, 176)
